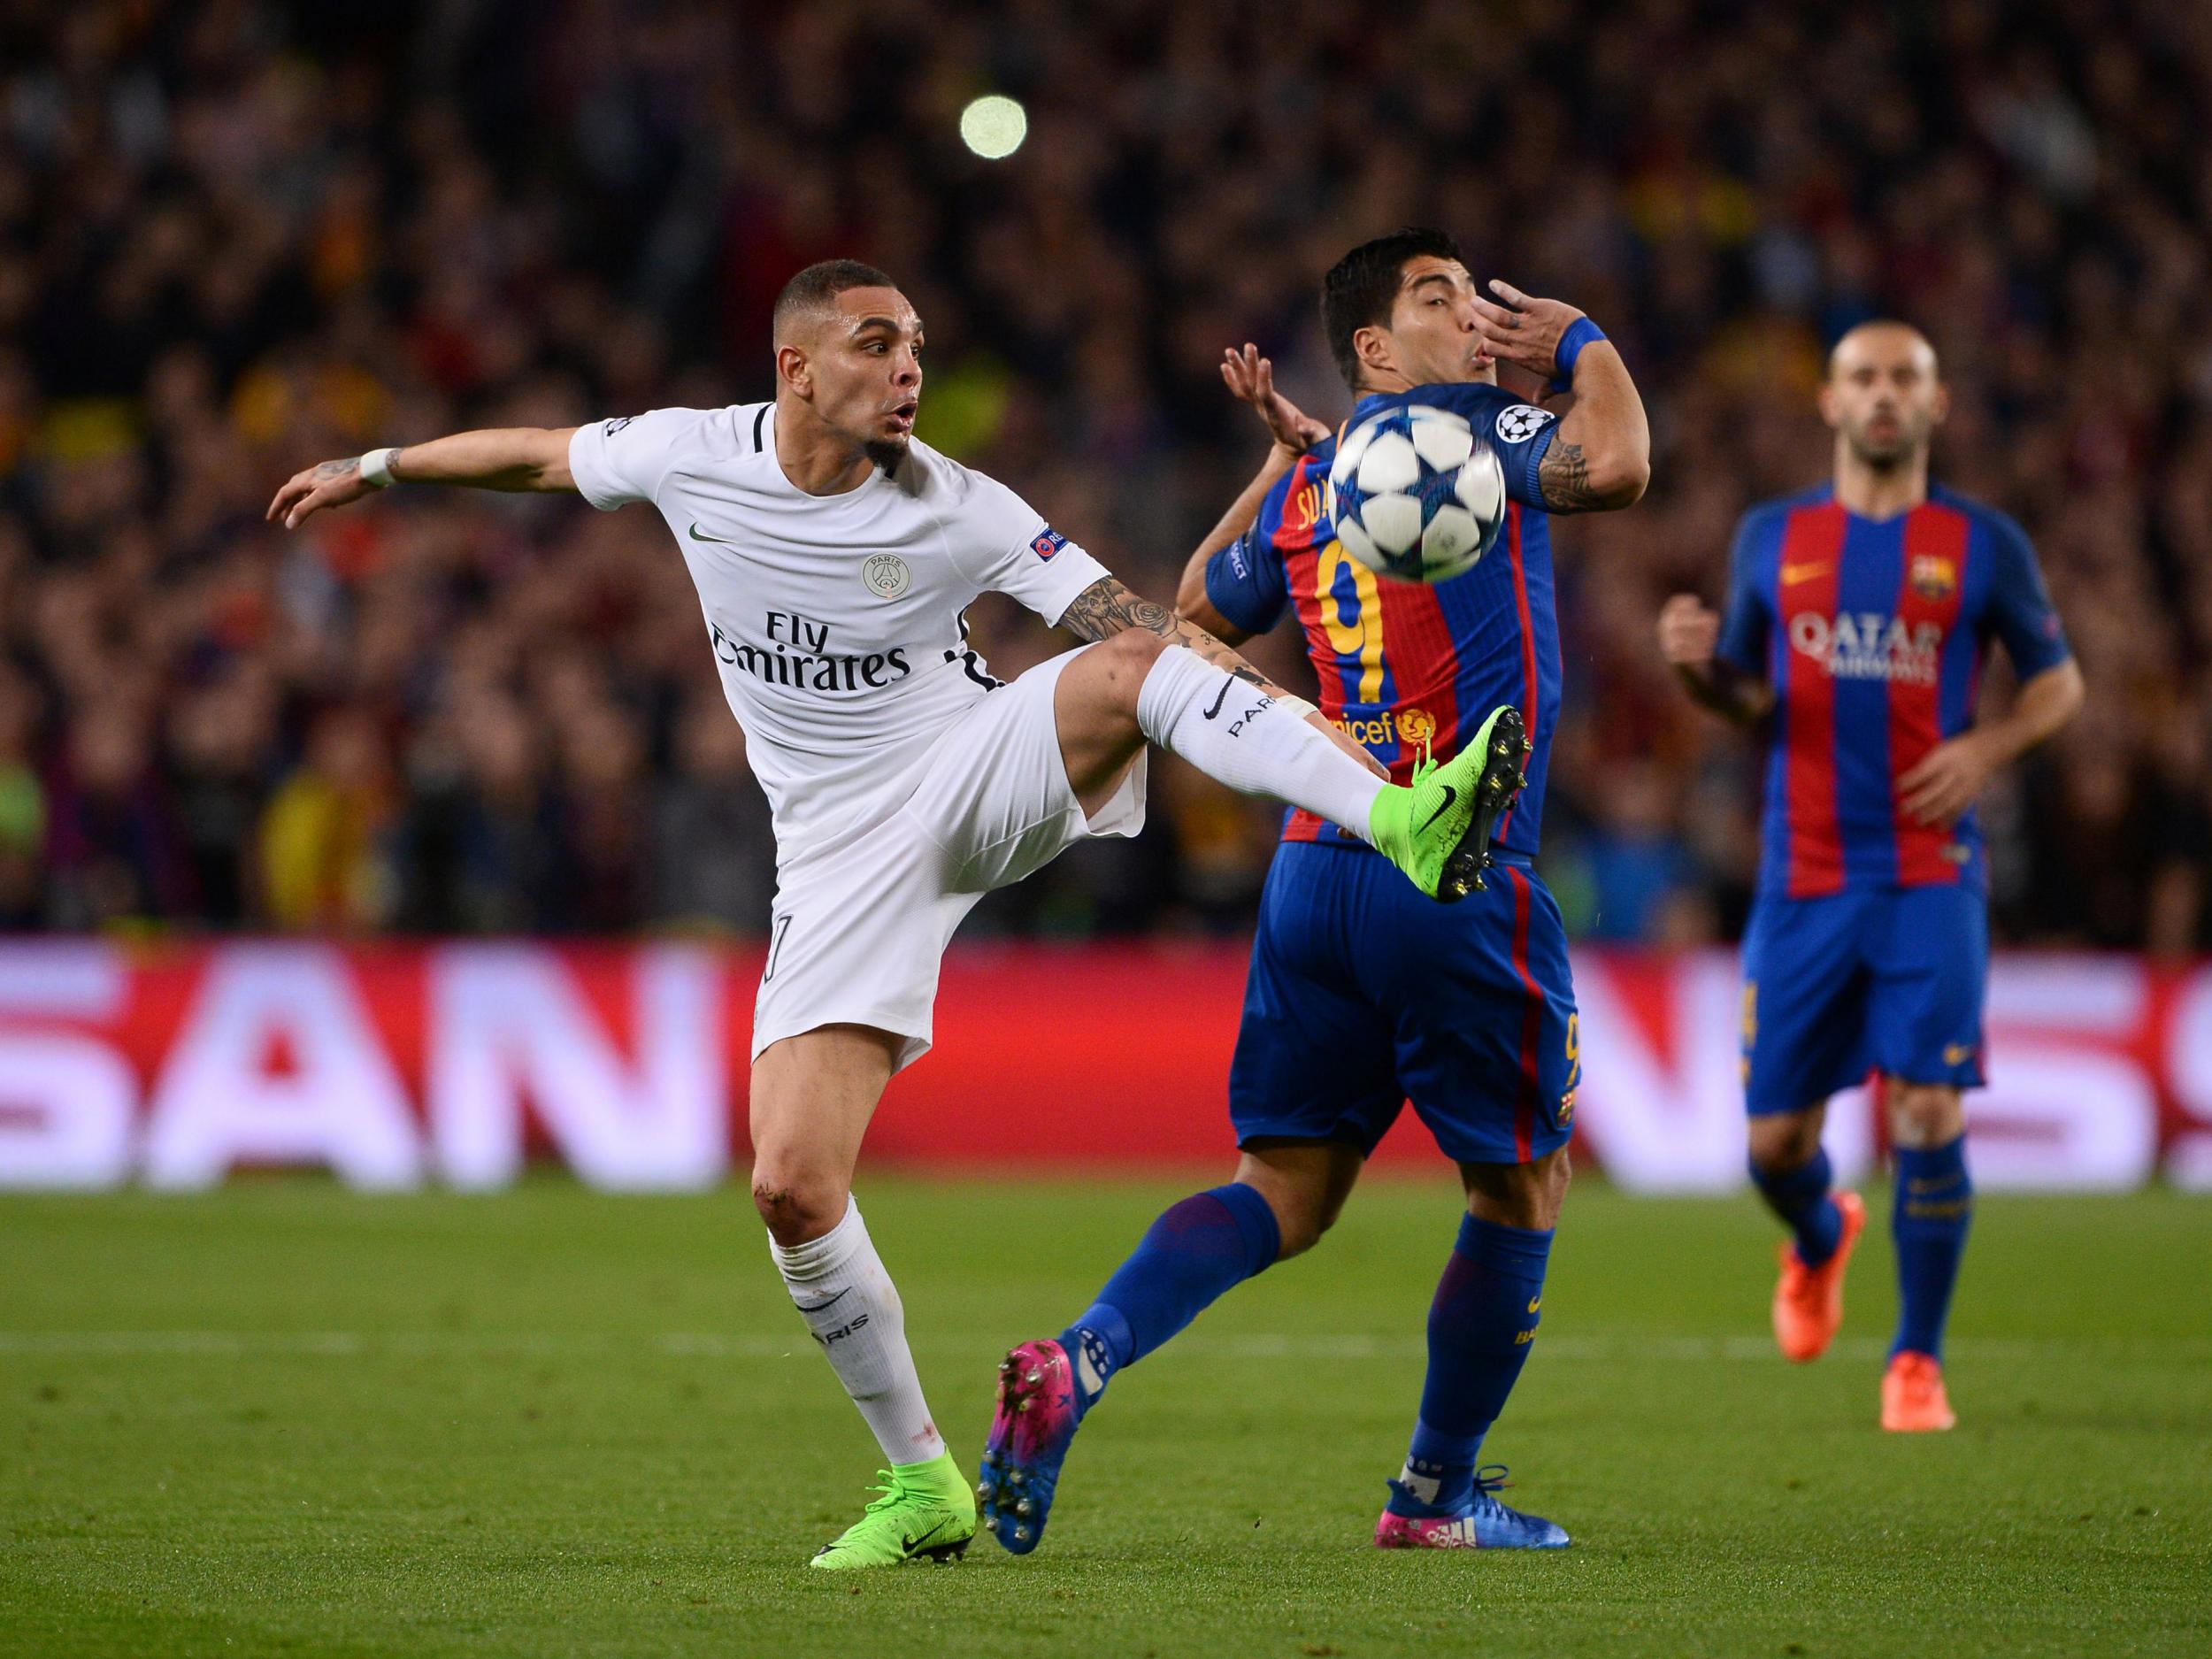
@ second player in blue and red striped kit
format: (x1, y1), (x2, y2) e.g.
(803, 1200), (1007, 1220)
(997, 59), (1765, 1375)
(1663, 320), (2082, 1432)
(977, 228), (1653, 1555)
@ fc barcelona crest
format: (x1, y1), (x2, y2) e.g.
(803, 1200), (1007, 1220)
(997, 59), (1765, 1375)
(1909, 554), (1956, 601)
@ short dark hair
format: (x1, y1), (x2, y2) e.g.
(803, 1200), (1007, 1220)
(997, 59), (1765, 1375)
(1320, 227), (1466, 389)
(772, 258), (899, 339)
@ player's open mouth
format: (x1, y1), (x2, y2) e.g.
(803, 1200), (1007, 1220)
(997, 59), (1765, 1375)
(887, 402), (918, 433)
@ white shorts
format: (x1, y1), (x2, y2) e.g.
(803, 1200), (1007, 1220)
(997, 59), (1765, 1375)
(751, 646), (1147, 1071)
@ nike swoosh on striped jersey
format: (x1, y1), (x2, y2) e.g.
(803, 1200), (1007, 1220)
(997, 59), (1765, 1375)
(1779, 561), (1831, 583)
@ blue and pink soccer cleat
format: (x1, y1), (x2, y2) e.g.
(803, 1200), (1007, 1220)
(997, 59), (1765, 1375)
(1373, 1466), (1571, 1550)
(977, 1338), (1086, 1555)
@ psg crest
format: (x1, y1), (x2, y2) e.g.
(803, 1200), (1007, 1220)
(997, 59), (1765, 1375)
(862, 553), (911, 599)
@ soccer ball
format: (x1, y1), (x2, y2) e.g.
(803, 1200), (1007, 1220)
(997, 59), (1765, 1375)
(1325, 404), (1506, 582)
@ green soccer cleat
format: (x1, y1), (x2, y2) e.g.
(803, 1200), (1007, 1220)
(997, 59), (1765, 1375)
(1368, 704), (1529, 902)
(807, 1452), (976, 1569)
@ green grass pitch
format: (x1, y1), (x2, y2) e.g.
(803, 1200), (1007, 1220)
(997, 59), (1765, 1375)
(3, 1176), (2208, 1657)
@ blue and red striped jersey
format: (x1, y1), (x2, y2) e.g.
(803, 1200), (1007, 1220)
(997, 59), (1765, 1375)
(1204, 381), (1562, 856)
(1717, 482), (2070, 897)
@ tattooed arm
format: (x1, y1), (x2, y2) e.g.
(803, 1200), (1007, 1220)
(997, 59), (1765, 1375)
(1468, 280), (1650, 516)
(1060, 575), (1288, 699)
(267, 427), (578, 528)
(1059, 573), (1387, 777)
(1532, 367), (1647, 516)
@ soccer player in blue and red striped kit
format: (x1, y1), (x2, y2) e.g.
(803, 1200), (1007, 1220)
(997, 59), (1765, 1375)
(975, 227), (1652, 1553)
(1660, 320), (2082, 1431)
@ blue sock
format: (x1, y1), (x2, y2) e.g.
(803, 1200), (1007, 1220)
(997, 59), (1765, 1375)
(1062, 1183), (1280, 1414)
(1389, 1214), (1553, 1517)
(1891, 1135), (1972, 1360)
(1751, 1148), (1843, 1267)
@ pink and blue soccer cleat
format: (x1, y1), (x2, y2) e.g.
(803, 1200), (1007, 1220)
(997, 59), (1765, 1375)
(977, 1338), (1086, 1555)
(1374, 1466), (1571, 1550)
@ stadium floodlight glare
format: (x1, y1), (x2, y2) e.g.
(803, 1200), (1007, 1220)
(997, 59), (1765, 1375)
(959, 95), (1027, 159)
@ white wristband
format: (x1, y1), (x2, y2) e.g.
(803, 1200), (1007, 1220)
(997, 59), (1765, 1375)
(1273, 692), (1317, 720)
(358, 446), (400, 488)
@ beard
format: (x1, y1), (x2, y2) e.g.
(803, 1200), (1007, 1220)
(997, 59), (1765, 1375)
(1847, 419), (1925, 470)
(864, 436), (910, 474)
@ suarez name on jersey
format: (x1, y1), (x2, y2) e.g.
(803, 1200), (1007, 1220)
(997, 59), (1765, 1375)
(1203, 380), (1564, 859)
(1717, 482), (2071, 898)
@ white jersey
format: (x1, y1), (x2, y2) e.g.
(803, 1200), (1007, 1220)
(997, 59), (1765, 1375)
(568, 403), (1109, 867)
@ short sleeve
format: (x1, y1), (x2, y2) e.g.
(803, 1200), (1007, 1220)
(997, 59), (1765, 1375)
(1203, 489), (1292, 636)
(941, 465), (1110, 626)
(1980, 511), (2071, 680)
(566, 408), (708, 511)
(1419, 382), (1557, 511)
(1716, 511), (1771, 675)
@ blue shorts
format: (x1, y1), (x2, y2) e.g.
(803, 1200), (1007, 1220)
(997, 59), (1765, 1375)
(1228, 841), (1578, 1166)
(1740, 881), (1988, 1117)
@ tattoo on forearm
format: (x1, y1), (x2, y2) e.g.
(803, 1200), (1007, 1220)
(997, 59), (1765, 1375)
(1537, 438), (1602, 513)
(1060, 576), (1279, 695)
(1060, 575), (1174, 641)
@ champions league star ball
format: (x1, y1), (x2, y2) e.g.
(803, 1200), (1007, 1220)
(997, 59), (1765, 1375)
(1325, 404), (1506, 582)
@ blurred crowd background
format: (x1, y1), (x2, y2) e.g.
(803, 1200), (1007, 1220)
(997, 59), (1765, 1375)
(4, 0), (2208, 950)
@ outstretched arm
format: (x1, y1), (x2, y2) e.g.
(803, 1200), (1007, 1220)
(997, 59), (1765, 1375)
(1471, 281), (1650, 514)
(1175, 345), (1325, 641)
(1174, 463), (1285, 644)
(267, 427), (579, 528)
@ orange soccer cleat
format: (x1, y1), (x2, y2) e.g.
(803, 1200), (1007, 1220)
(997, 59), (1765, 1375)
(1771, 1190), (1866, 1363)
(1880, 1350), (1957, 1432)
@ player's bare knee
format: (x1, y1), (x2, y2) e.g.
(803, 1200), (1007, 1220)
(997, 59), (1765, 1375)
(1886, 1082), (1963, 1148)
(749, 1164), (848, 1246)
(1271, 1197), (1340, 1261)
(1747, 1109), (1824, 1174)
(1463, 1148), (1570, 1232)
(1237, 1173), (1331, 1260)
(1525, 1151), (1572, 1229)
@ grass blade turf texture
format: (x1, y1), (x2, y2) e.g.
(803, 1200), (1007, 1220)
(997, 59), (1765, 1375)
(2, 1178), (2207, 1657)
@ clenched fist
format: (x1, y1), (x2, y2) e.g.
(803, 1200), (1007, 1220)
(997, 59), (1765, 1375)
(1657, 594), (1721, 668)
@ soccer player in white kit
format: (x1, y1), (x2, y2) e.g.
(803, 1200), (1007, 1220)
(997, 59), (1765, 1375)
(269, 259), (1528, 1566)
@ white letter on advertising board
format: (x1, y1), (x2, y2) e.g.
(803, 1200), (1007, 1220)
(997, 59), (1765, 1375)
(0, 943), (134, 1188)
(1974, 959), (2155, 1190)
(0, 1034), (136, 1188)
(1571, 952), (1748, 1193)
(142, 947), (423, 1189)
(2162, 966), (2212, 1191)
(428, 945), (725, 1191)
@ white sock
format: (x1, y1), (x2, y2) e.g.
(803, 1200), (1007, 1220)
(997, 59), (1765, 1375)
(769, 1200), (945, 1465)
(1134, 647), (1385, 843)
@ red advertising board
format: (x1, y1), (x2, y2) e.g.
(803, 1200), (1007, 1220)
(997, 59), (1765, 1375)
(1, 940), (2208, 1191)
